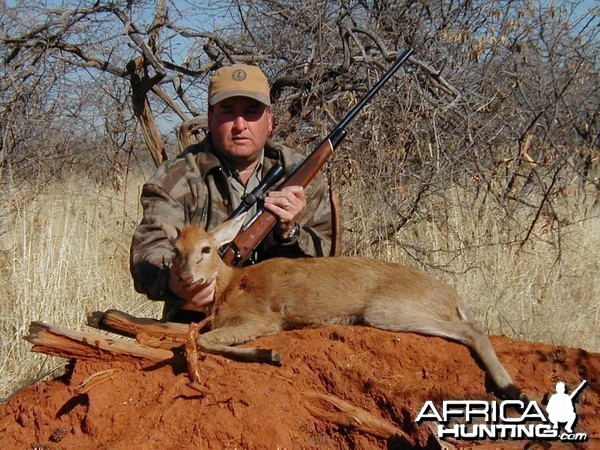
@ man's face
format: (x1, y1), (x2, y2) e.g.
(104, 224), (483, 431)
(208, 97), (273, 168)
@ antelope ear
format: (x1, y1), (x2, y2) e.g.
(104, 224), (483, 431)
(156, 221), (180, 245)
(211, 212), (247, 247)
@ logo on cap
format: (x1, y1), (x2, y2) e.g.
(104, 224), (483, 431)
(232, 69), (247, 81)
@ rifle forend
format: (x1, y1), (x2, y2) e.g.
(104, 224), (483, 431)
(220, 48), (415, 267)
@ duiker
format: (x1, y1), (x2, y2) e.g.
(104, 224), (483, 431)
(160, 214), (522, 399)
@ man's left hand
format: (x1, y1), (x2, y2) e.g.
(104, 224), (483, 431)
(264, 185), (306, 239)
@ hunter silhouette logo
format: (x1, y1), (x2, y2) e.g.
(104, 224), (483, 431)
(415, 379), (588, 442)
(546, 380), (586, 433)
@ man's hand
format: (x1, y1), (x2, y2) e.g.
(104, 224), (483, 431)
(263, 185), (306, 239)
(168, 261), (216, 311)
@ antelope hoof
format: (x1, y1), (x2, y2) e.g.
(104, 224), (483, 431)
(501, 384), (527, 402)
(270, 350), (282, 366)
(255, 348), (282, 365)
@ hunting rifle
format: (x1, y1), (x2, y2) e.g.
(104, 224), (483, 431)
(220, 47), (415, 267)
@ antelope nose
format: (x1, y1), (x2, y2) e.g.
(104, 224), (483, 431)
(180, 272), (195, 286)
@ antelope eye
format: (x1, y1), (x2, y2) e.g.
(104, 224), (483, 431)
(201, 246), (211, 254)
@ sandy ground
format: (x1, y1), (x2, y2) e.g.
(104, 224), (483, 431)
(0, 325), (598, 449)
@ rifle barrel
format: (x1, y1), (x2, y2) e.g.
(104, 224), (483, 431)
(569, 380), (587, 400)
(327, 48), (414, 146)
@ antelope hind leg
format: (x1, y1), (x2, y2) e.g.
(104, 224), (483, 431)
(196, 325), (282, 365)
(455, 321), (524, 400)
(365, 311), (522, 399)
(424, 319), (523, 400)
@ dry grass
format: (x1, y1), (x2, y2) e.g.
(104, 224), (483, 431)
(0, 175), (161, 398)
(0, 170), (598, 399)
(344, 181), (600, 352)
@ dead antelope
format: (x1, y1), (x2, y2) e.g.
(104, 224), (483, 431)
(160, 214), (522, 400)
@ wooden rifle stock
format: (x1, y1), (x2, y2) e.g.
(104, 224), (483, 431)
(221, 48), (414, 267)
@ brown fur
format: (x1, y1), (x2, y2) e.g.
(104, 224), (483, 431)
(159, 215), (522, 399)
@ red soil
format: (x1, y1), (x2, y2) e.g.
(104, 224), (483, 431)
(1, 326), (598, 449)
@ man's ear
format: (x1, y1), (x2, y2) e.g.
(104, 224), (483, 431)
(211, 212), (247, 247)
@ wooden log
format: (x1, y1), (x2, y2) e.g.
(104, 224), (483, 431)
(88, 309), (189, 340)
(304, 392), (417, 448)
(25, 322), (174, 362)
(135, 333), (185, 351)
(88, 309), (214, 351)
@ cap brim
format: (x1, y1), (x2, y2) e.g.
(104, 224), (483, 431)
(209, 90), (271, 106)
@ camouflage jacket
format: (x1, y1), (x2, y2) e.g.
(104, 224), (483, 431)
(130, 135), (332, 315)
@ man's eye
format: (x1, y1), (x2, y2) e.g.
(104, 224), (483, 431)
(245, 107), (262, 117)
(217, 102), (234, 111)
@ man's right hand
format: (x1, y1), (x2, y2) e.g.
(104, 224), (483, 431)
(168, 265), (216, 311)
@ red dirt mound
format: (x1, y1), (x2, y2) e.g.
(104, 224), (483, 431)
(1, 326), (598, 449)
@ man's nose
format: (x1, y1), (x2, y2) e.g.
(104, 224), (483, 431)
(232, 115), (248, 131)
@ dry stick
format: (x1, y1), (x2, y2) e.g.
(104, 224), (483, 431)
(184, 317), (215, 395)
(177, 114), (208, 151)
(26, 322), (174, 362)
(304, 392), (416, 447)
(88, 309), (190, 340)
(185, 322), (202, 384)
(91, 309), (217, 391)
(28, 312), (217, 397)
(74, 368), (120, 395)
(135, 332), (186, 351)
(91, 309), (216, 393)
(519, 166), (561, 249)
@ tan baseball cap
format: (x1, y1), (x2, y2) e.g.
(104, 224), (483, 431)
(208, 64), (271, 106)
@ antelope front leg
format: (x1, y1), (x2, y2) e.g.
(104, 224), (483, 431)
(197, 324), (282, 365)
